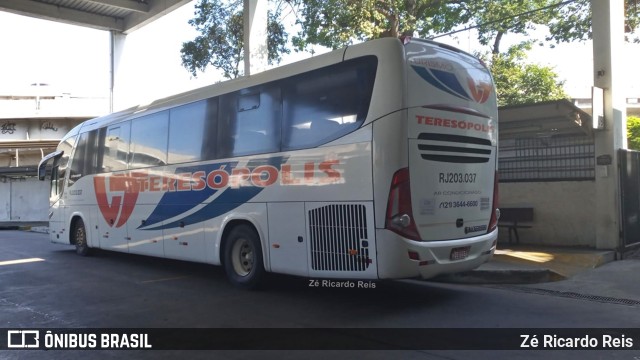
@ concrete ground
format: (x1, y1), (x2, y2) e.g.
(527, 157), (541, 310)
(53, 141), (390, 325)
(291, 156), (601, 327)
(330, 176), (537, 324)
(24, 227), (640, 303)
(434, 242), (640, 304)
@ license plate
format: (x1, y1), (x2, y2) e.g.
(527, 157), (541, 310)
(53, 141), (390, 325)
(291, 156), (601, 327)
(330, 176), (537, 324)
(450, 246), (471, 261)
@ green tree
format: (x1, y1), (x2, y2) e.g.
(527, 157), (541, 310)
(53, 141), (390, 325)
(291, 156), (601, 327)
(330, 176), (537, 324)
(180, 0), (289, 78)
(627, 116), (640, 150)
(547, 0), (640, 45)
(182, 0), (569, 78)
(291, 0), (561, 53)
(181, 0), (640, 79)
(486, 43), (568, 106)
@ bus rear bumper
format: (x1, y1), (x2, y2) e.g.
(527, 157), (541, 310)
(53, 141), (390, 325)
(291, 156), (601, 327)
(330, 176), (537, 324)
(376, 229), (497, 280)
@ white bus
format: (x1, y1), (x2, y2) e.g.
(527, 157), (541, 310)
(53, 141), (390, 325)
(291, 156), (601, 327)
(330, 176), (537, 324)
(38, 37), (499, 289)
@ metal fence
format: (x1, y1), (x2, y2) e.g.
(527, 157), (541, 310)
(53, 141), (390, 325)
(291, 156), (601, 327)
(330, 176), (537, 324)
(499, 135), (595, 182)
(619, 149), (640, 248)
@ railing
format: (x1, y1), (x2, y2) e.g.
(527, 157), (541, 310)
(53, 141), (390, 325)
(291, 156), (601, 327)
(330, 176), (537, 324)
(499, 135), (595, 182)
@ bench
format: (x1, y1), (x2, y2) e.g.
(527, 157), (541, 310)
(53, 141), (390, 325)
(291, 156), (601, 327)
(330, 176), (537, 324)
(498, 207), (534, 244)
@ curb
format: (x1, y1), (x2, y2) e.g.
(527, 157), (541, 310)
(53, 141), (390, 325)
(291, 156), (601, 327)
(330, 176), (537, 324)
(431, 268), (566, 285)
(430, 248), (617, 285)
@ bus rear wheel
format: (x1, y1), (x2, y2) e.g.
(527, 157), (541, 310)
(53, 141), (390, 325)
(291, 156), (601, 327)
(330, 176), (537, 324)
(223, 224), (265, 290)
(72, 218), (90, 256)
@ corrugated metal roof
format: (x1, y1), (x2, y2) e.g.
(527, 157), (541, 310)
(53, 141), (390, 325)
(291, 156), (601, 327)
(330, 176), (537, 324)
(499, 99), (593, 138)
(36, 0), (143, 18)
(0, 0), (189, 33)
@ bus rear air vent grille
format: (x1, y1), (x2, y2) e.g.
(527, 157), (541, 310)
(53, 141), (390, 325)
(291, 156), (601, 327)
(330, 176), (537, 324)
(417, 133), (492, 164)
(308, 204), (370, 272)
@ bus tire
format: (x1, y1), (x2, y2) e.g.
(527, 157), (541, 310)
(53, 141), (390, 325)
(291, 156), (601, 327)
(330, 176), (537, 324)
(223, 224), (265, 290)
(72, 218), (90, 256)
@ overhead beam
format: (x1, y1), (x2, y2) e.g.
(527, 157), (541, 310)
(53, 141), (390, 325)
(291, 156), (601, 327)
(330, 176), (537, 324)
(0, 0), (124, 32)
(122, 0), (191, 33)
(82, 0), (150, 14)
(0, 140), (60, 149)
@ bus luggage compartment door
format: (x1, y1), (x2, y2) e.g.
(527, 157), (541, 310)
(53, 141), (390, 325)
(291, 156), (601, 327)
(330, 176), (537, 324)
(267, 202), (308, 277)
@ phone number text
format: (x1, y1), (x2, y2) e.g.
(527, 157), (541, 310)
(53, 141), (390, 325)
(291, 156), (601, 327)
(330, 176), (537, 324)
(439, 201), (479, 209)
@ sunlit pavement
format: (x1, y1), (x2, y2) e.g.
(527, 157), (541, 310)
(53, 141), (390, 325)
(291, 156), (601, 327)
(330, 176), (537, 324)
(433, 243), (640, 304)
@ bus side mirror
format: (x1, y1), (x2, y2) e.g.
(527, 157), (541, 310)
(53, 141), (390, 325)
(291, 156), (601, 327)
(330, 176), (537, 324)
(38, 150), (63, 180)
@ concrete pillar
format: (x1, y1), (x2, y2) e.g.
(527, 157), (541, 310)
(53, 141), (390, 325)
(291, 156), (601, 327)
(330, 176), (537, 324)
(109, 30), (127, 112)
(592, 0), (627, 250)
(243, 0), (268, 76)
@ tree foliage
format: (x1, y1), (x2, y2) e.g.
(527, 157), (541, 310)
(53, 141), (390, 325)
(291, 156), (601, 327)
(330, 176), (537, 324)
(291, 0), (470, 49)
(628, 116), (640, 151)
(291, 0), (562, 54)
(181, 0), (640, 79)
(486, 43), (568, 106)
(547, 0), (640, 45)
(180, 0), (289, 78)
(470, 0), (560, 54)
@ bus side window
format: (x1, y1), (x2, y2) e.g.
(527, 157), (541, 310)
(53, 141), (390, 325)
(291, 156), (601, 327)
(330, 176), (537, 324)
(53, 137), (74, 198)
(218, 86), (281, 158)
(102, 123), (130, 172)
(129, 111), (169, 168)
(68, 129), (103, 186)
(168, 98), (218, 164)
(282, 56), (377, 150)
(49, 160), (60, 201)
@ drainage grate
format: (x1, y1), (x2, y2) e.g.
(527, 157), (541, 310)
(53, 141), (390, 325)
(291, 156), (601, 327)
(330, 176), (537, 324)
(495, 286), (640, 307)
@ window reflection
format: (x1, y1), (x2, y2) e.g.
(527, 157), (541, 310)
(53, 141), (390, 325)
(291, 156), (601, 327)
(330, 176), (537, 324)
(64, 57), (377, 175)
(282, 56), (377, 150)
(218, 86), (281, 158)
(130, 112), (169, 168)
(168, 98), (218, 164)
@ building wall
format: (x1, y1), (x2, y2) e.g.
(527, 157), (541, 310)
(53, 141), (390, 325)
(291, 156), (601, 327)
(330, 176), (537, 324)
(499, 181), (597, 247)
(0, 178), (49, 223)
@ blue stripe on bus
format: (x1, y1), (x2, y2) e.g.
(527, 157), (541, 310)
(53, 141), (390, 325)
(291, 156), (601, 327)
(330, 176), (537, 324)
(139, 161), (237, 228)
(411, 65), (471, 101)
(139, 156), (287, 230)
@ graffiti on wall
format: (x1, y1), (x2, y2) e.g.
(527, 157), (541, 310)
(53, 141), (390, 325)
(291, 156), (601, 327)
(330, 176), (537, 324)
(1, 122), (16, 135)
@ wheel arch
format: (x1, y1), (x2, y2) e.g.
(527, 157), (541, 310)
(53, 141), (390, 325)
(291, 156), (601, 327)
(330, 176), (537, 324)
(68, 212), (91, 247)
(218, 217), (269, 272)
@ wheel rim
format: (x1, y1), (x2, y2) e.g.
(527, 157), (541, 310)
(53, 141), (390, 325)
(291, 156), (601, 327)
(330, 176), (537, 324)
(76, 225), (86, 249)
(230, 237), (253, 277)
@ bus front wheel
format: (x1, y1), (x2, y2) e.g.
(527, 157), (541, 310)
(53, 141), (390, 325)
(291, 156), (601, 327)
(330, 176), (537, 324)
(223, 224), (265, 290)
(72, 218), (90, 256)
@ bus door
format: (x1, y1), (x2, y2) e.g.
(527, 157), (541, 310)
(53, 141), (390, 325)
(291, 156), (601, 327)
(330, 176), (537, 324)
(39, 150), (66, 243)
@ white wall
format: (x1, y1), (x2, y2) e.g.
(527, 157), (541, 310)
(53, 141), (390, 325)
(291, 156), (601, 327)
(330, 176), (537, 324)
(0, 178), (49, 223)
(499, 181), (597, 247)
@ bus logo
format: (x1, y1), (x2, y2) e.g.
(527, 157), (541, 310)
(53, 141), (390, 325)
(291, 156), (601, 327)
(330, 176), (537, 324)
(467, 78), (491, 104)
(94, 176), (139, 228)
(411, 65), (492, 104)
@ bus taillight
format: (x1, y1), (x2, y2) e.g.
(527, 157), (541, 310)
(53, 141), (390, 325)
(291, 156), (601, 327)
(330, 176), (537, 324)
(488, 171), (500, 233)
(386, 168), (421, 241)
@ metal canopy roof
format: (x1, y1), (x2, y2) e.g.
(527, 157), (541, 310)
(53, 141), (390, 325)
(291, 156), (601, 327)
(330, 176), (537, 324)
(0, 0), (191, 33)
(499, 99), (593, 139)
